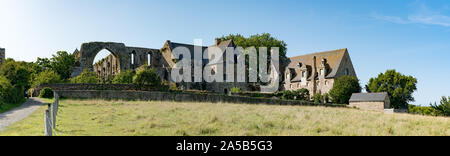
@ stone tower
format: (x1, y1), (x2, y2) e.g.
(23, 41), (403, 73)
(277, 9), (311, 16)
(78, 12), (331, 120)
(0, 47), (5, 66)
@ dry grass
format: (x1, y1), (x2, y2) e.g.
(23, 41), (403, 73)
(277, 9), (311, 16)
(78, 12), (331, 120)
(1, 99), (449, 136)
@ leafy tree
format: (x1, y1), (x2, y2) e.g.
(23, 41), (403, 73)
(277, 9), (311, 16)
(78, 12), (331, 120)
(34, 57), (52, 73)
(133, 67), (161, 87)
(217, 33), (288, 58)
(50, 51), (75, 80)
(366, 70), (417, 109)
(430, 96), (450, 116)
(112, 70), (136, 84)
(32, 70), (61, 88)
(0, 76), (12, 105)
(70, 69), (99, 84)
(329, 76), (362, 104)
(0, 59), (32, 89)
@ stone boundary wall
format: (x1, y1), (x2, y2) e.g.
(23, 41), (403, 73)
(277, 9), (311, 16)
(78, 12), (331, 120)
(55, 90), (347, 107)
(32, 84), (159, 97)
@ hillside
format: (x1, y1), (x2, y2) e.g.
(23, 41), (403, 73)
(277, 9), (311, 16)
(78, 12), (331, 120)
(1, 99), (448, 136)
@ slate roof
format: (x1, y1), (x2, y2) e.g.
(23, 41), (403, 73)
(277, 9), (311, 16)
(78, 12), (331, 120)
(286, 48), (347, 80)
(349, 93), (389, 102)
(168, 42), (209, 60)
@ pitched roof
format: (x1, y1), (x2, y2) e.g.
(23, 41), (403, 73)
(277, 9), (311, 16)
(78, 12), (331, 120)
(168, 41), (208, 60)
(349, 93), (389, 102)
(286, 48), (347, 79)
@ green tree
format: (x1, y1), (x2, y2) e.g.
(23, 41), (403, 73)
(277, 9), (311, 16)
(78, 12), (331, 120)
(34, 57), (52, 73)
(0, 59), (32, 89)
(217, 33), (288, 58)
(0, 76), (12, 105)
(366, 70), (417, 109)
(32, 69), (61, 88)
(329, 76), (362, 104)
(70, 69), (99, 84)
(430, 96), (450, 116)
(112, 70), (136, 84)
(50, 51), (75, 80)
(133, 67), (161, 87)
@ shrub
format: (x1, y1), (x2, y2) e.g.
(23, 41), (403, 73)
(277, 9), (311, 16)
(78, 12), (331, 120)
(409, 105), (436, 116)
(312, 94), (323, 104)
(70, 69), (99, 84)
(112, 70), (135, 84)
(133, 67), (161, 87)
(169, 83), (179, 91)
(431, 96), (450, 116)
(231, 87), (241, 94)
(329, 76), (361, 104)
(39, 87), (54, 99)
(275, 88), (310, 101)
(296, 88), (310, 101)
(32, 69), (61, 88)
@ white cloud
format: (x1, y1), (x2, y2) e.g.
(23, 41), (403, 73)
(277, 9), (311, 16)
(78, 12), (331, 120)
(408, 14), (450, 27)
(372, 2), (450, 27)
(372, 13), (411, 24)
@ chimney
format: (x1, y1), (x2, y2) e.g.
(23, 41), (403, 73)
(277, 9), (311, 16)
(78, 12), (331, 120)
(215, 38), (221, 45)
(312, 56), (317, 96)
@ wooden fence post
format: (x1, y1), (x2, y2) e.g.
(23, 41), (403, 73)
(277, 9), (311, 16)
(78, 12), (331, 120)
(44, 109), (52, 136)
(52, 102), (56, 129)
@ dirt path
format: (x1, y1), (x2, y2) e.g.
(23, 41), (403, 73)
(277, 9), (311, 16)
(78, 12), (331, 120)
(0, 98), (44, 131)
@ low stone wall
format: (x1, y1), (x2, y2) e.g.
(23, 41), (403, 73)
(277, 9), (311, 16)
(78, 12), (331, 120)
(54, 90), (347, 107)
(32, 84), (160, 97)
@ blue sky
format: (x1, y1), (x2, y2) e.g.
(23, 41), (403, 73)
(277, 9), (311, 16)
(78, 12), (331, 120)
(1, 0), (450, 105)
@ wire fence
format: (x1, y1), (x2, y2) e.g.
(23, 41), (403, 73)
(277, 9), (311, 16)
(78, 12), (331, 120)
(44, 92), (59, 136)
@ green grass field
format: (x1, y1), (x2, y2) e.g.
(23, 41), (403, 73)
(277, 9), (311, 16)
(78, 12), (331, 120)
(1, 99), (449, 136)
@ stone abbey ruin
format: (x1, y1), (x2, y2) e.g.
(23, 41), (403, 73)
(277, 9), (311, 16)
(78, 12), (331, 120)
(71, 40), (357, 97)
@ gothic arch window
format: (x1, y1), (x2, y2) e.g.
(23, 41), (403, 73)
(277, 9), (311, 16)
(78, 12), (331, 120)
(131, 51), (136, 66)
(345, 68), (349, 75)
(147, 53), (151, 66)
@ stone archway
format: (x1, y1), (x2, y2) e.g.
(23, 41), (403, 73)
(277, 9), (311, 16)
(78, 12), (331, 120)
(71, 42), (132, 78)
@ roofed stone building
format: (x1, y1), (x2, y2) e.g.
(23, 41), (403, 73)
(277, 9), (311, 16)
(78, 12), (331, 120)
(0, 47), (5, 66)
(160, 39), (249, 93)
(282, 48), (357, 97)
(78, 40), (358, 95)
(349, 93), (390, 111)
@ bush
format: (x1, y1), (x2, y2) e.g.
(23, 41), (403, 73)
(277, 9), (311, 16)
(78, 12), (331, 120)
(275, 88), (310, 101)
(312, 94), (323, 104)
(133, 67), (161, 87)
(231, 87), (241, 94)
(431, 96), (450, 116)
(32, 69), (61, 88)
(329, 76), (361, 104)
(409, 105), (436, 116)
(70, 69), (99, 84)
(39, 87), (54, 99)
(112, 70), (135, 84)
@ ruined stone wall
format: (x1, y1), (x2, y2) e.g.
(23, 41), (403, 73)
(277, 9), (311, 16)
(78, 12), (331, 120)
(0, 48), (5, 66)
(54, 90), (348, 107)
(93, 54), (120, 82)
(32, 84), (161, 97)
